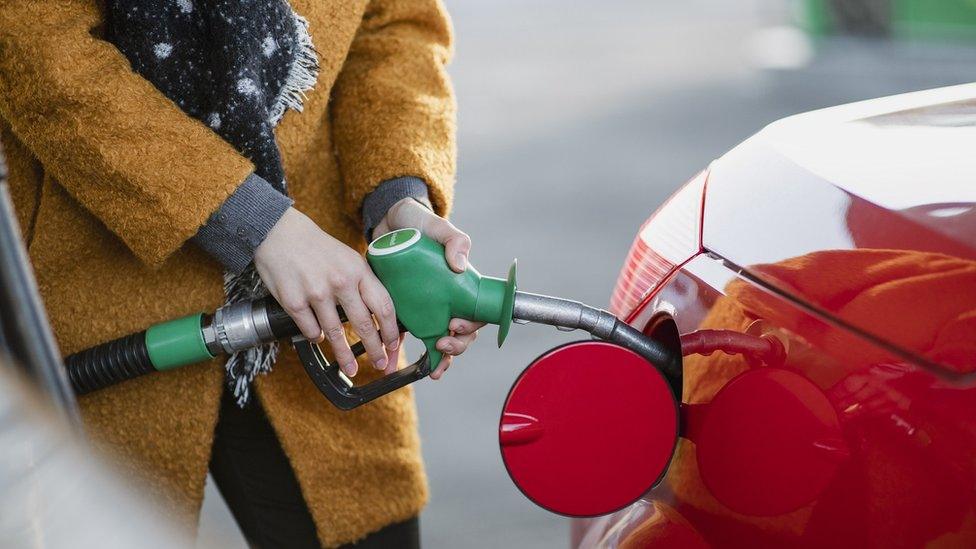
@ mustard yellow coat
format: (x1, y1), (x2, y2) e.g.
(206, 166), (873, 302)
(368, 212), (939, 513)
(0, 0), (455, 545)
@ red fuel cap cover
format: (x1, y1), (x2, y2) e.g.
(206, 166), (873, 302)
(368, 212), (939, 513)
(690, 368), (847, 516)
(500, 341), (679, 517)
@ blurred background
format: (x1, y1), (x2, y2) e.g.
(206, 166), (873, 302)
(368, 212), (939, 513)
(3, 0), (975, 548)
(198, 0), (976, 547)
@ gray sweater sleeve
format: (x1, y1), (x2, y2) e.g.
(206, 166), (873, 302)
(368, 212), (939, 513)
(192, 174), (430, 274)
(191, 173), (293, 275)
(360, 176), (431, 241)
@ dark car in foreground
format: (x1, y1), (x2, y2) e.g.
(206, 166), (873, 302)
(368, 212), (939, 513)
(573, 83), (976, 548)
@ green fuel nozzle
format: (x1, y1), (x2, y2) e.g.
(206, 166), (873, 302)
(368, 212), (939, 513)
(65, 229), (679, 410)
(366, 228), (517, 369)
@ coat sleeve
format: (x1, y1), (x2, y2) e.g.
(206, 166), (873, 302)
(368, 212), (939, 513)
(331, 0), (457, 223)
(0, 0), (254, 268)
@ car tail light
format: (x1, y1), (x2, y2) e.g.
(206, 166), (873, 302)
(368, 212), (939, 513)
(610, 170), (707, 318)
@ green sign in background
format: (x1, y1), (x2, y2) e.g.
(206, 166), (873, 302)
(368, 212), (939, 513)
(800, 0), (976, 42)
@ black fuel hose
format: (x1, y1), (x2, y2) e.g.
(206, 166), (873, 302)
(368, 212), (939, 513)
(65, 331), (154, 395)
(605, 319), (681, 379)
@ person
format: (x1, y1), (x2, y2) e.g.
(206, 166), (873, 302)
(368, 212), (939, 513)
(0, 0), (479, 547)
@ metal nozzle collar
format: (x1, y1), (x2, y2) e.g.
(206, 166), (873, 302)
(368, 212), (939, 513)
(211, 300), (275, 355)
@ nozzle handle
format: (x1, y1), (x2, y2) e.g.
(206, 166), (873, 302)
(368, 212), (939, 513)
(255, 296), (436, 410)
(292, 338), (431, 411)
(367, 228), (517, 356)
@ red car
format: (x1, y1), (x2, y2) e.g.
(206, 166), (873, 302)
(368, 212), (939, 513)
(568, 84), (976, 547)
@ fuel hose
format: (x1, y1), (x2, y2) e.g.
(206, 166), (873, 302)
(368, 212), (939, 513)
(65, 297), (302, 395)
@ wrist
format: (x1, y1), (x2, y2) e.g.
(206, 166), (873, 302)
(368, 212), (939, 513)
(255, 206), (300, 262)
(362, 177), (430, 240)
(192, 173), (292, 274)
(387, 196), (425, 220)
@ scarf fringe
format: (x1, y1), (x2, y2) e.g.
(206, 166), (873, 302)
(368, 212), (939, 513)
(226, 337), (280, 407)
(268, 10), (320, 125)
(223, 269), (281, 406)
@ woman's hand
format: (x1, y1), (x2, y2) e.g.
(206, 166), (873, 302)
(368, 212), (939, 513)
(254, 207), (400, 378)
(373, 198), (486, 379)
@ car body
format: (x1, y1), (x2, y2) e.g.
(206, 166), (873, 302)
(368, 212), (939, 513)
(573, 83), (976, 548)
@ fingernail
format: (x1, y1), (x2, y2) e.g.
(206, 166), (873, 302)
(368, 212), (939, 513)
(387, 339), (399, 351)
(375, 358), (387, 370)
(344, 362), (358, 377)
(456, 253), (467, 271)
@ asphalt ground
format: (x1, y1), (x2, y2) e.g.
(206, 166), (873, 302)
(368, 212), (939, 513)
(198, 1), (976, 546)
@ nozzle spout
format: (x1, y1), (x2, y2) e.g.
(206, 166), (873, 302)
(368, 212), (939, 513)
(512, 292), (680, 379)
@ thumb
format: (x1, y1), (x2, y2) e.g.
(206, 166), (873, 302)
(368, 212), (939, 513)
(424, 217), (471, 273)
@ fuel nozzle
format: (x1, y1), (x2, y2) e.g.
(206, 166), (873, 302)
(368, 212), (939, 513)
(367, 228), (518, 368)
(367, 228), (680, 380)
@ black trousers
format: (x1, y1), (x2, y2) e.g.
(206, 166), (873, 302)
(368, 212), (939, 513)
(209, 389), (421, 549)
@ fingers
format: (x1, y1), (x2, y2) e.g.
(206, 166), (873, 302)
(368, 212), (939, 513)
(314, 299), (358, 377)
(360, 277), (400, 356)
(384, 335), (405, 375)
(436, 331), (478, 358)
(381, 197), (472, 273)
(279, 293), (324, 342)
(450, 318), (486, 335)
(437, 319), (485, 357)
(431, 320), (482, 381)
(251, 210), (408, 378)
(423, 217), (471, 273)
(337, 291), (388, 372)
(430, 354), (452, 380)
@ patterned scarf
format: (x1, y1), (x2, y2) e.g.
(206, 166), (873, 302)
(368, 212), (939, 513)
(105, 0), (318, 406)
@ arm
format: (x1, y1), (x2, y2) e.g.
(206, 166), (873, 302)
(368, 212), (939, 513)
(328, 0), (477, 376)
(192, 175), (429, 274)
(254, 0), (476, 379)
(331, 0), (457, 223)
(0, 0), (254, 267)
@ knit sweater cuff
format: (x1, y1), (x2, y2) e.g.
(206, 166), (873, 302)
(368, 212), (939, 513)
(361, 177), (432, 241)
(192, 173), (293, 274)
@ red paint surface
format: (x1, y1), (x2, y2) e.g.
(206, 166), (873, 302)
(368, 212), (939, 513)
(573, 500), (710, 548)
(499, 412), (545, 445)
(500, 341), (678, 517)
(620, 256), (976, 548)
(690, 368), (847, 517)
(701, 97), (976, 376)
(571, 87), (976, 547)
